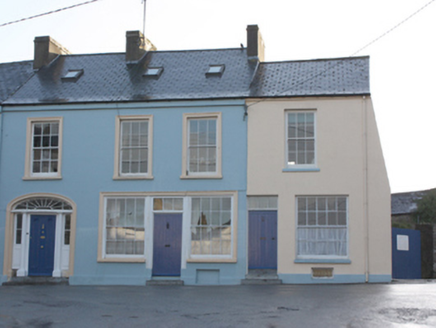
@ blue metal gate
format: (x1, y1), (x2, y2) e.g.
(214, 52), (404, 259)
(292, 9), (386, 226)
(248, 211), (277, 269)
(392, 228), (421, 279)
(152, 213), (182, 276)
(28, 215), (56, 276)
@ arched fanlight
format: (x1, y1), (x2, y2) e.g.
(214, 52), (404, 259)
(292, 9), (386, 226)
(14, 197), (72, 211)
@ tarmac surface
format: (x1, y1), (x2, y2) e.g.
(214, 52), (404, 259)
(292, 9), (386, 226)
(1, 282), (436, 328)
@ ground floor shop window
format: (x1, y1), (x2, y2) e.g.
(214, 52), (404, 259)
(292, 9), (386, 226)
(190, 197), (232, 256)
(99, 192), (237, 263)
(104, 197), (145, 257)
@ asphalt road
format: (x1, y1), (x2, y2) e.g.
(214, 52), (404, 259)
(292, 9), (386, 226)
(1, 283), (436, 328)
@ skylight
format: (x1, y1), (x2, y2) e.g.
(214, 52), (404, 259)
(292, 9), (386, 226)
(143, 67), (163, 78)
(61, 69), (84, 82)
(206, 65), (225, 76)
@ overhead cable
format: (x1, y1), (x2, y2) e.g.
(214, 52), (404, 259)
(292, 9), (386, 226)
(0, 0), (104, 28)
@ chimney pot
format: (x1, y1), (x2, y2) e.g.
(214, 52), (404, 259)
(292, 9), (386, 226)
(246, 25), (265, 62)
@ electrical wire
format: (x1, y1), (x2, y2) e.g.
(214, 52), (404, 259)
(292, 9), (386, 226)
(0, 0), (104, 28)
(351, 0), (435, 56)
(247, 0), (435, 108)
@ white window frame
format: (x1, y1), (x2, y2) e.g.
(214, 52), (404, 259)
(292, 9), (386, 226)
(189, 196), (234, 260)
(285, 111), (316, 168)
(24, 117), (63, 180)
(99, 195), (146, 262)
(296, 196), (348, 260)
(181, 112), (222, 179)
(113, 115), (153, 180)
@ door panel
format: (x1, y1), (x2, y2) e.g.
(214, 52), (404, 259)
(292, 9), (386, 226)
(248, 211), (277, 269)
(28, 215), (56, 276)
(152, 213), (183, 276)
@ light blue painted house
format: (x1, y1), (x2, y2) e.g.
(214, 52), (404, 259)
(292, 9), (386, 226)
(0, 29), (258, 286)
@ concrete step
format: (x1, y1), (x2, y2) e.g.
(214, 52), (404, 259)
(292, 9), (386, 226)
(245, 269), (279, 279)
(3, 277), (69, 286)
(242, 269), (282, 285)
(241, 278), (282, 285)
(146, 279), (184, 286)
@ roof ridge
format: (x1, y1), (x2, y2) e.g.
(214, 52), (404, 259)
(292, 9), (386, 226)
(260, 56), (369, 65)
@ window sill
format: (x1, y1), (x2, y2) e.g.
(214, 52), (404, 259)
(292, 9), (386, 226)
(113, 175), (154, 180)
(294, 258), (351, 264)
(187, 257), (236, 263)
(23, 175), (62, 181)
(98, 257), (146, 263)
(180, 174), (222, 180)
(282, 167), (320, 173)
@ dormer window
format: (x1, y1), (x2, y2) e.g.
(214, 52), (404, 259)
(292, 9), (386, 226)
(206, 65), (225, 76)
(143, 67), (163, 78)
(61, 69), (83, 82)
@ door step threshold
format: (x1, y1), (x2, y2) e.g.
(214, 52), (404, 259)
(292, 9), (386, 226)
(147, 279), (184, 286)
(3, 277), (69, 286)
(246, 269), (279, 280)
(241, 278), (282, 285)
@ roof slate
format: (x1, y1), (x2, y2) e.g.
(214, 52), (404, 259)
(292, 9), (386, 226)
(1, 49), (370, 105)
(0, 61), (34, 103)
(250, 57), (370, 98)
(391, 190), (430, 215)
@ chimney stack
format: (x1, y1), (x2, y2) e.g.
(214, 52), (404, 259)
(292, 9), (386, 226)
(246, 25), (265, 62)
(33, 36), (70, 70)
(125, 30), (156, 63)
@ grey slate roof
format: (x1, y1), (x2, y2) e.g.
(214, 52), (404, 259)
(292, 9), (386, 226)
(250, 57), (370, 97)
(391, 190), (431, 215)
(1, 49), (370, 105)
(0, 61), (34, 103)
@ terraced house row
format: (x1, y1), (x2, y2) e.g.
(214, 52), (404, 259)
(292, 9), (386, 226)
(0, 25), (391, 285)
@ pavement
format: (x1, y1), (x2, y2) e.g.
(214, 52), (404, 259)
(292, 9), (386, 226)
(1, 283), (436, 328)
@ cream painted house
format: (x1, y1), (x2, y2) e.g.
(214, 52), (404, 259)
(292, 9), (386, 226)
(245, 94), (391, 283)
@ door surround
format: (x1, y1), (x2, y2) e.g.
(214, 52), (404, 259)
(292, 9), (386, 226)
(3, 193), (76, 280)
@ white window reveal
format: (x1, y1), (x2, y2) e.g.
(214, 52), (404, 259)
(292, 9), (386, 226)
(297, 196), (348, 258)
(188, 118), (217, 174)
(190, 197), (232, 257)
(120, 120), (149, 175)
(287, 112), (315, 166)
(31, 122), (59, 175)
(104, 198), (145, 257)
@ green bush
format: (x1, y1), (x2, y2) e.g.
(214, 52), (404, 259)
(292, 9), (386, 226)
(413, 189), (436, 224)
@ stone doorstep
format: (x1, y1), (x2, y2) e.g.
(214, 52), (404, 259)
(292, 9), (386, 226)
(245, 269), (279, 279)
(146, 279), (184, 286)
(242, 269), (282, 285)
(3, 277), (69, 286)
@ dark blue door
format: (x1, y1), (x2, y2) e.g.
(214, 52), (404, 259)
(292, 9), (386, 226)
(392, 228), (421, 279)
(28, 215), (56, 276)
(248, 211), (277, 269)
(152, 213), (182, 276)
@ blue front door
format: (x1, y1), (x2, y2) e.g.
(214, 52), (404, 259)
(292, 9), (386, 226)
(28, 215), (56, 276)
(152, 213), (183, 276)
(248, 211), (277, 269)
